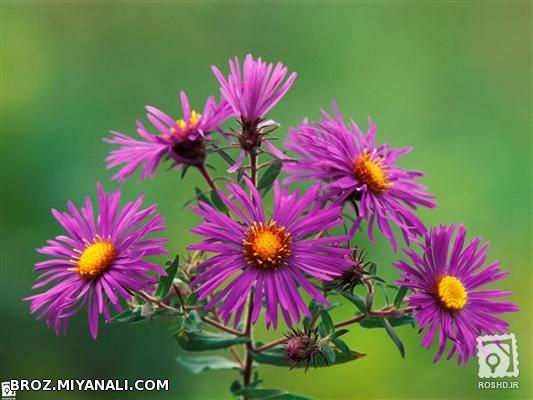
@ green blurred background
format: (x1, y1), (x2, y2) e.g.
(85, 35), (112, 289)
(1, 1), (531, 399)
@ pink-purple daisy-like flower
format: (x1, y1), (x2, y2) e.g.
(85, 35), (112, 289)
(212, 54), (297, 172)
(212, 54), (297, 123)
(105, 91), (233, 183)
(284, 103), (436, 251)
(25, 183), (168, 339)
(188, 178), (351, 329)
(393, 224), (518, 364)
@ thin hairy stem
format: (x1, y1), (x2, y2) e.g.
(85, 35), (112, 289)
(136, 290), (182, 315)
(242, 292), (255, 392)
(254, 306), (416, 352)
(197, 163), (218, 191)
(335, 306), (415, 328)
(254, 337), (288, 353)
(249, 150), (258, 185)
(202, 317), (246, 337)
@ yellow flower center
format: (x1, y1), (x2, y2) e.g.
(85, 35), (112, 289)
(243, 221), (292, 269)
(437, 275), (467, 310)
(353, 150), (393, 194)
(172, 110), (201, 136)
(73, 238), (117, 279)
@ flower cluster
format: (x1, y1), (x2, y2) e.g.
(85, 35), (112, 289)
(26, 54), (518, 397)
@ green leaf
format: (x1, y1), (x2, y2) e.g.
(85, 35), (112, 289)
(168, 316), (185, 335)
(111, 309), (145, 323)
(341, 292), (368, 314)
(322, 345), (336, 364)
(233, 387), (313, 400)
(183, 310), (203, 332)
(176, 355), (240, 374)
(211, 143), (236, 167)
(177, 331), (250, 351)
(185, 291), (201, 306)
(235, 387), (312, 400)
(331, 338), (352, 357)
(368, 262), (377, 276)
(230, 372), (263, 396)
(320, 311), (335, 335)
(258, 162), (282, 193)
(366, 292), (374, 310)
(330, 329), (349, 340)
(180, 165), (190, 179)
(250, 346), (365, 368)
(210, 190), (228, 213)
(394, 286), (408, 308)
(383, 317), (405, 358)
(359, 315), (415, 329)
(375, 282), (391, 304)
(195, 187), (212, 206)
(155, 255), (180, 298)
(303, 299), (339, 329)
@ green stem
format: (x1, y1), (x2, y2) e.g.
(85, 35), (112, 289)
(335, 306), (415, 328)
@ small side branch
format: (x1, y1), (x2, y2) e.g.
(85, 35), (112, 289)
(202, 316), (246, 337)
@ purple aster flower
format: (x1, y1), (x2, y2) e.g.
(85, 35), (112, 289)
(188, 178), (351, 329)
(212, 54), (297, 123)
(25, 183), (168, 339)
(393, 224), (518, 364)
(105, 91), (233, 183)
(284, 103), (436, 251)
(212, 54), (297, 172)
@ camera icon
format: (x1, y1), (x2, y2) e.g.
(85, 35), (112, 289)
(477, 333), (519, 378)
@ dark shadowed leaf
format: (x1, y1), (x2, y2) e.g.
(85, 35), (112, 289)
(195, 187), (212, 206)
(211, 143), (236, 167)
(183, 310), (203, 332)
(342, 292), (368, 314)
(168, 316), (185, 335)
(303, 299), (339, 329)
(359, 315), (415, 329)
(394, 286), (408, 308)
(368, 262), (377, 276)
(366, 292), (374, 310)
(383, 317), (405, 358)
(155, 255), (179, 298)
(111, 309), (145, 323)
(176, 355), (240, 374)
(258, 162), (282, 193)
(322, 345), (336, 364)
(330, 329), (349, 340)
(250, 345), (364, 368)
(180, 165), (190, 179)
(210, 190), (228, 213)
(376, 282), (391, 304)
(332, 337), (352, 357)
(320, 311), (335, 334)
(233, 387), (313, 400)
(177, 331), (250, 351)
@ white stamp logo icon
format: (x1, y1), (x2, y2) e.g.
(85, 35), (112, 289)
(1, 382), (16, 400)
(477, 333), (519, 378)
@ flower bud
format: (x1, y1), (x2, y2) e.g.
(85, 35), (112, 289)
(284, 328), (322, 370)
(333, 248), (372, 293)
